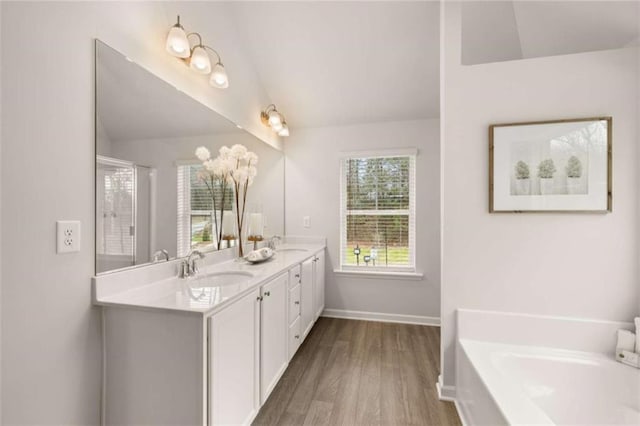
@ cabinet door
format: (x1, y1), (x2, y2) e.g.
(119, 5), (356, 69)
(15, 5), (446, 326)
(260, 272), (289, 404)
(313, 251), (325, 320)
(300, 258), (315, 339)
(209, 289), (260, 426)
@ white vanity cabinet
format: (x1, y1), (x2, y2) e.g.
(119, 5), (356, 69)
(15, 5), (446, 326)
(210, 271), (289, 424)
(287, 266), (302, 359)
(209, 288), (261, 426)
(99, 246), (326, 426)
(300, 258), (315, 339)
(313, 251), (325, 320)
(259, 272), (289, 403)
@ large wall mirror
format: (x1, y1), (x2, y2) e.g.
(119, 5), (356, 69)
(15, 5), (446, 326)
(95, 40), (284, 274)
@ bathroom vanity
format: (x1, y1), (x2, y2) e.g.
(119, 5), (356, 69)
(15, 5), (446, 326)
(94, 241), (325, 425)
(92, 39), (313, 425)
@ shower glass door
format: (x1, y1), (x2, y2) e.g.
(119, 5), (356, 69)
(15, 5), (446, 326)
(96, 157), (136, 273)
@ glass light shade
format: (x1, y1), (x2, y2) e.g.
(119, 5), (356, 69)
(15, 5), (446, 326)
(277, 124), (289, 137)
(209, 63), (229, 88)
(189, 46), (211, 74)
(271, 121), (283, 132)
(268, 110), (282, 127)
(165, 26), (190, 58)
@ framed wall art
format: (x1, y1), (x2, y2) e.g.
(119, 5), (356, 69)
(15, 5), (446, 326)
(489, 117), (612, 213)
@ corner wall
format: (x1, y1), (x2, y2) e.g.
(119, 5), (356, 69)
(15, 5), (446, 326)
(441, 2), (639, 391)
(284, 119), (441, 320)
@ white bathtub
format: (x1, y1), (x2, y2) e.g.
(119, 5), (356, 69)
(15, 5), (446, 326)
(457, 339), (640, 425)
(454, 309), (639, 425)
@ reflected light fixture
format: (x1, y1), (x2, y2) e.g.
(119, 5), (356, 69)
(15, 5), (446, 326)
(261, 104), (290, 137)
(165, 15), (228, 89)
(210, 61), (229, 89)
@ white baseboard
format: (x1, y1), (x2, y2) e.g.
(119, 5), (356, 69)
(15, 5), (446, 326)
(321, 308), (440, 326)
(454, 400), (469, 426)
(436, 374), (456, 401)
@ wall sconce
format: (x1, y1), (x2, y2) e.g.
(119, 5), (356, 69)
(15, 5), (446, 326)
(165, 15), (229, 89)
(261, 104), (289, 137)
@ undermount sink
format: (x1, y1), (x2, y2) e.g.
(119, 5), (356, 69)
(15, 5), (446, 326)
(190, 271), (254, 287)
(277, 248), (309, 253)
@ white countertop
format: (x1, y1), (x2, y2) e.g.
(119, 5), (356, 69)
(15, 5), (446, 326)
(94, 243), (325, 316)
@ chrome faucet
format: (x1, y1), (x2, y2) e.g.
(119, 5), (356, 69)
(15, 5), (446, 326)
(180, 250), (205, 278)
(152, 249), (170, 262)
(267, 235), (282, 250)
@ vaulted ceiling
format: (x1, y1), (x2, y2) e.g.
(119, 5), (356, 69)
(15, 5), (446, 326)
(228, 1), (441, 128)
(105, 1), (639, 136)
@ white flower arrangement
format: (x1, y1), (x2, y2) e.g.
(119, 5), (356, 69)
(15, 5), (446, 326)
(195, 146), (211, 162)
(194, 143), (259, 256)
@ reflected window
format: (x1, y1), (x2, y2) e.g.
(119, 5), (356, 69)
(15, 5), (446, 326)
(177, 164), (233, 256)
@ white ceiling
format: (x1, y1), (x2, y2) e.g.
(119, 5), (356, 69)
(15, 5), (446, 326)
(228, 1), (440, 128)
(462, 1), (639, 65)
(100, 1), (639, 134)
(97, 40), (240, 143)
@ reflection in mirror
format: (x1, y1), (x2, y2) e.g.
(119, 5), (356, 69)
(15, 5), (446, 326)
(95, 40), (284, 274)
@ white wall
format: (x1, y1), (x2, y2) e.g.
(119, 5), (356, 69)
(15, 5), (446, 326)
(285, 119), (441, 319)
(1, 2), (279, 423)
(0, 2), (3, 419)
(441, 2), (639, 391)
(110, 132), (285, 259)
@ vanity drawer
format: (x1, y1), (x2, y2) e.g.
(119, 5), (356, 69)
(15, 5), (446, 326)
(289, 284), (301, 324)
(288, 265), (301, 290)
(288, 316), (301, 360)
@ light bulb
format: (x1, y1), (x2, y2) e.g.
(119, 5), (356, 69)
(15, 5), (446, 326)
(278, 124), (289, 137)
(209, 62), (229, 88)
(190, 46), (211, 74)
(268, 110), (282, 127)
(166, 25), (190, 58)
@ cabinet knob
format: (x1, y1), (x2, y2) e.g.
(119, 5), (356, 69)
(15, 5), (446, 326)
(264, 291), (271, 297)
(294, 335), (300, 339)
(295, 274), (300, 278)
(257, 296), (263, 302)
(294, 301), (300, 305)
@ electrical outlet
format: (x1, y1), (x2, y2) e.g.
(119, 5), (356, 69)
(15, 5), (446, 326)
(303, 216), (310, 228)
(57, 221), (81, 253)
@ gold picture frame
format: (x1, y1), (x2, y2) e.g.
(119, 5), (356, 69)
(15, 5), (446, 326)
(489, 117), (612, 213)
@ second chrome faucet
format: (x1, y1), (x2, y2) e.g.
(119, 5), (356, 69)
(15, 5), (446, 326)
(180, 250), (205, 278)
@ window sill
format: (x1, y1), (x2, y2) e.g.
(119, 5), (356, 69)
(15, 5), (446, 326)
(333, 269), (424, 281)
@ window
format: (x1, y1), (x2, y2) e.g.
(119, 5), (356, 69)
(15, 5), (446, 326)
(340, 151), (416, 272)
(177, 164), (233, 257)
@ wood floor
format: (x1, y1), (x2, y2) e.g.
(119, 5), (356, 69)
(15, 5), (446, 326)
(253, 317), (461, 426)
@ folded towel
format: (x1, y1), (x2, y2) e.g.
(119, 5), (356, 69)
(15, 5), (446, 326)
(245, 247), (274, 262)
(636, 317), (640, 354)
(616, 329), (636, 360)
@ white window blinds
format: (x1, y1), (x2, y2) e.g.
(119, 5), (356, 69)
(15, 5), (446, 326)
(340, 152), (416, 271)
(96, 160), (135, 260)
(177, 164), (234, 257)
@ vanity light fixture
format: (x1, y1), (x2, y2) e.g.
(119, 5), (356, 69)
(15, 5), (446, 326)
(165, 15), (229, 89)
(261, 104), (290, 137)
